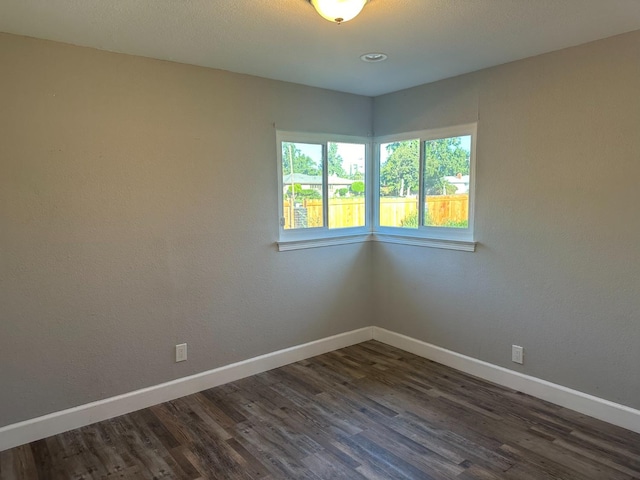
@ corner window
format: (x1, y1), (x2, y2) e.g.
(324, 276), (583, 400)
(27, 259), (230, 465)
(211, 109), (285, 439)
(277, 132), (370, 248)
(277, 124), (476, 251)
(375, 124), (476, 244)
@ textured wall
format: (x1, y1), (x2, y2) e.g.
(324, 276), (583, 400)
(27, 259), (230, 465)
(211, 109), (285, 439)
(373, 31), (640, 409)
(0, 33), (373, 427)
(2, 28), (640, 429)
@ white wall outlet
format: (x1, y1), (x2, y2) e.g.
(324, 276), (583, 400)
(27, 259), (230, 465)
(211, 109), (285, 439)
(512, 345), (524, 364)
(175, 343), (187, 362)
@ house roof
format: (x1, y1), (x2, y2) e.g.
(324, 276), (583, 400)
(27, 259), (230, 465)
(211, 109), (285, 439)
(283, 174), (354, 185)
(444, 175), (470, 184)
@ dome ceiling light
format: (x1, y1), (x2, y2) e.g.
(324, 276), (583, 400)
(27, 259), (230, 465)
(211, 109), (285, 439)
(309, 0), (370, 24)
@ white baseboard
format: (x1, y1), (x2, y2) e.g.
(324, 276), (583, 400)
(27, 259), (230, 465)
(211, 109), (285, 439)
(0, 327), (374, 452)
(372, 327), (640, 434)
(3, 325), (639, 453)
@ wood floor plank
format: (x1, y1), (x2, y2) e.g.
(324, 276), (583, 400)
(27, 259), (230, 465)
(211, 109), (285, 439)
(99, 418), (149, 473)
(74, 425), (125, 478)
(552, 437), (640, 477)
(341, 432), (439, 479)
(390, 413), (514, 475)
(0, 448), (21, 480)
(3, 340), (640, 479)
(167, 445), (203, 480)
(359, 424), (464, 479)
(29, 439), (54, 480)
(301, 450), (368, 480)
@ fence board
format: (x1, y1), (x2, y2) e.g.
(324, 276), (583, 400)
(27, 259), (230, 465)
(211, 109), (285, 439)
(283, 195), (468, 230)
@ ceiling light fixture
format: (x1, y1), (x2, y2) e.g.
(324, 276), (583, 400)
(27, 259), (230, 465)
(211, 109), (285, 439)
(309, 0), (369, 24)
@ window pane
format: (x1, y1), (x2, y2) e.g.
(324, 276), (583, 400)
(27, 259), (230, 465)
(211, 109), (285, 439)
(328, 142), (366, 229)
(282, 142), (323, 229)
(379, 140), (419, 228)
(423, 135), (471, 228)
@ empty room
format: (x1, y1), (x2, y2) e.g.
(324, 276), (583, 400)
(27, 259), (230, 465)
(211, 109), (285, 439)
(1, 1), (640, 478)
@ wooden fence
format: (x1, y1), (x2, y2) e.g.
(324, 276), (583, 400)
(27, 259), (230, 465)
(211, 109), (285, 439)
(283, 194), (468, 229)
(283, 198), (365, 229)
(424, 194), (469, 226)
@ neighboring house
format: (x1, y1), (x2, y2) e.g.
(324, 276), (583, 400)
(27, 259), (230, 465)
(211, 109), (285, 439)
(283, 173), (354, 196)
(443, 173), (470, 194)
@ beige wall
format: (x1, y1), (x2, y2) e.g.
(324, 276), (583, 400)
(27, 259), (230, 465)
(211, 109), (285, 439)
(2, 28), (639, 428)
(373, 30), (640, 409)
(0, 33), (373, 427)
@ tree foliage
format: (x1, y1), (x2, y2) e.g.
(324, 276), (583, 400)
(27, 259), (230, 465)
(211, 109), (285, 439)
(380, 137), (470, 197)
(286, 183), (321, 200)
(424, 137), (470, 195)
(328, 142), (347, 178)
(350, 181), (365, 196)
(380, 141), (419, 197)
(283, 142), (366, 181)
(282, 143), (321, 176)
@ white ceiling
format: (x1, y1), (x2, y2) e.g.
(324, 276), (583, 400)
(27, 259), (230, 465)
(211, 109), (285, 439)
(2, 0), (640, 96)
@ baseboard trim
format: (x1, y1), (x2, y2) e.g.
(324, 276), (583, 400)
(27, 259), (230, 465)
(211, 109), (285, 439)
(0, 327), (374, 452)
(372, 327), (640, 434)
(3, 325), (639, 452)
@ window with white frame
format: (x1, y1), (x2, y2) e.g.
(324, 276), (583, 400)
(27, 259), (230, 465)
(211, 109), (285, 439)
(277, 132), (371, 248)
(374, 123), (476, 245)
(277, 124), (476, 251)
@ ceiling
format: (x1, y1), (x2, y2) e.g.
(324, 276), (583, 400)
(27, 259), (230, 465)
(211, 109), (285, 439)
(2, 0), (640, 96)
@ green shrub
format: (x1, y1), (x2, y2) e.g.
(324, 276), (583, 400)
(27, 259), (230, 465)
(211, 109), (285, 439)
(299, 189), (321, 200)
(350, 181), (365, 196)
(400, 212), (419, 227)
(286, 183), (303, 197)
(401, 212), (468, 228)
(442, 219), (468, 228)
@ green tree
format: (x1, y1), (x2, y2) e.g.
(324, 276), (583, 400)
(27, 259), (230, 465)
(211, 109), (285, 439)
(380, 137), (470, 197)
(328, 142), (347, 178)
(286, 183), (303, 197)
(424, 137), (470, 195)
(380, 140), (419, 197)
(282, 143), (321, 176)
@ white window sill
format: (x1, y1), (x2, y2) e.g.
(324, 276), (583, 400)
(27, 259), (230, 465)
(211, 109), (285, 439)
(370, 233), (476, 252)
(277, 234), (371, 251)
(277, 233), (476, 252)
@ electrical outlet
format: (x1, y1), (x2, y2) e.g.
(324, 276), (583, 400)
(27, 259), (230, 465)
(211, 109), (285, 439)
(512, 345), (524, 364)
(176, 343), (187, 362)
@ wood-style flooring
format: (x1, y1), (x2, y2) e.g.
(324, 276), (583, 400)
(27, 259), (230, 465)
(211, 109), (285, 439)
(2, 340), (640, 479)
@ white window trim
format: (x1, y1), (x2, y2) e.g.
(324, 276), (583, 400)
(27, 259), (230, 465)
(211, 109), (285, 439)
(277, 234), (475, 252)
(277, 234), (372, 252)
(373, 123), (477, 243)
(276, 124), (477, 252)
(370, 234), (476, 252)
(277, 131), (372, 244)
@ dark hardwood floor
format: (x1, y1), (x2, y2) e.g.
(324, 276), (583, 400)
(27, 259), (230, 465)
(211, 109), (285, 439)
(2, 341), (640, 479)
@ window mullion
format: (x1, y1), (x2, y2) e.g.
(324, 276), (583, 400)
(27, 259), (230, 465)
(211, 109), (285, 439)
(322, 143), (329, 230)
(367, 141), (375, 231)
(418, 138), (425, 228)
(371, 142), (379, 230)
